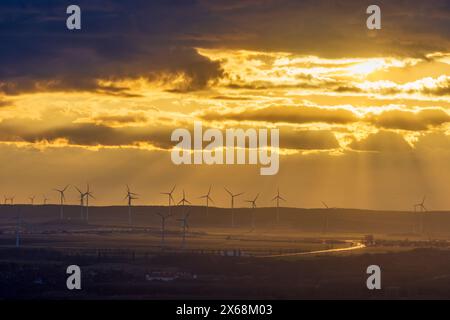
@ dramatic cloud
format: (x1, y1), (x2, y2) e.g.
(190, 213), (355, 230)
(0, 1), (449, 208)
(0, 120), (176, 149)
(200, 105), (450, 132)
(281, 130), (340, 150)
(349, 131), (412, 152)
(1, 0), (449, 95)
(200, 105), (358, 125)
(368, 108), (450, 131)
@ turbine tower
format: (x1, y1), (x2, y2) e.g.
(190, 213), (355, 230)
(42, 195), (49, 205)
(4, 196), (14, 205)
(224, 187), (244, 228)
(321, 201), (331, 234)
(177, 211), (190, 249)
(29, 196), (35, 205)
(155, 212), (172, 248)
(84, 184), (95, 223)
(124, 185), (138, 225)
(161, 185), (176, 215)
(414, 196), (427, 212)
(178, 189), (191, 209)
(199, 185), (214, 216)
(271, 188), (286, 225)
(245, 193), (259, 230)
(75, 186), (85, 220)
(54, 185), (69, 220)
(414, 196), (427, 234)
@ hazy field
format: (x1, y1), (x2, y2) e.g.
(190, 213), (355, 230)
(2, 204), (450, 299)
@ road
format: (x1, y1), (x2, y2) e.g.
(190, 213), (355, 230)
(260, 241), (366, 258)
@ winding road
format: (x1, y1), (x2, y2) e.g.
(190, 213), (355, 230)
(260, 241), (366, 258)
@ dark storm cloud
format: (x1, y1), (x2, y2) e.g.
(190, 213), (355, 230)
(0, 0), (448, 95)
(0, 0), (224, 94)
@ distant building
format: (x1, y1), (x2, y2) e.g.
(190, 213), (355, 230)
(364, 234), (375, 246)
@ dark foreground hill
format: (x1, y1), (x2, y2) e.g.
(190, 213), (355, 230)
(0, 204), (449, 238)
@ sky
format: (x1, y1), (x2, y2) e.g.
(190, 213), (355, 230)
(0, 0), (449, 210)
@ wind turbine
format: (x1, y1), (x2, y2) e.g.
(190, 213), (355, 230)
(414, 196), (427, 234)
(124, 185), (138, 225)
(177, 211), (190, 249)
(54, 185), (69, 220)
(178, 190), (191, 207)
(199, 185), (214, 216)
(4, 196), (14, 205)
(155, 212), (172, 248)
(245, 193), (259, 230)
(75, 186), (85, 219)
(321, 201), (332, 234)
(29, 196), (35, 205)
(414, 196), (427, 213)
(161, 185), (176, 215)
(224, 187), (244, 228)
(84, 184), (95, 223)
(42, 195), (49, 205)
(272, 188), (286, 225)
